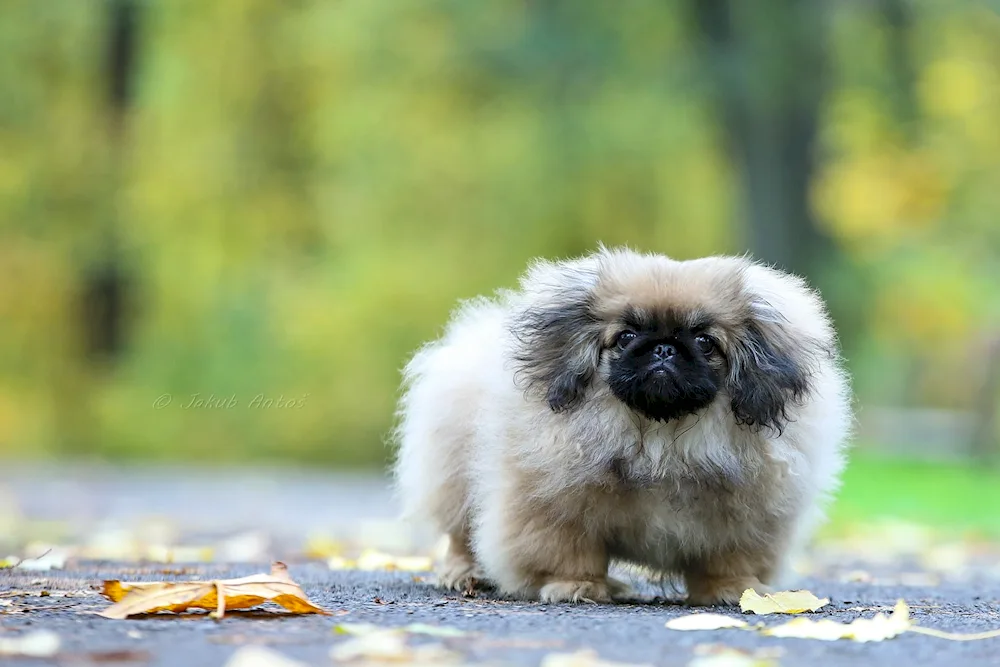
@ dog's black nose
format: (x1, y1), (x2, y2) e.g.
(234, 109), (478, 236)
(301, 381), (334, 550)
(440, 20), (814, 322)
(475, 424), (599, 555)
(653, 343), (676, 359)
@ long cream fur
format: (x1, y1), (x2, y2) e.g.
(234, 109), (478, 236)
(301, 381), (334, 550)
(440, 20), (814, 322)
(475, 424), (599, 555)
(392, 246), (852, 604)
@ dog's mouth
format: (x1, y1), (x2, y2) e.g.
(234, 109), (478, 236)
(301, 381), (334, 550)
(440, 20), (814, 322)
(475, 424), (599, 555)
(614, 375), (719, 423)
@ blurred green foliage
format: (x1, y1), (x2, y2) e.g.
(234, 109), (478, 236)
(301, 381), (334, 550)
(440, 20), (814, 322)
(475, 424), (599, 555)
(828, 454), (1000, 537)
(1, 0), (999, 466)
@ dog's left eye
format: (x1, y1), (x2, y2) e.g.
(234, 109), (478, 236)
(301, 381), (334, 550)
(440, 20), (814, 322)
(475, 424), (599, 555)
(615, 331), (637, 348)
(695, 334), (715, 355)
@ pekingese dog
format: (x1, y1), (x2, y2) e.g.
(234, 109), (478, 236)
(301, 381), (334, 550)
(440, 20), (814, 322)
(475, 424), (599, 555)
(392, 246), (852, 605)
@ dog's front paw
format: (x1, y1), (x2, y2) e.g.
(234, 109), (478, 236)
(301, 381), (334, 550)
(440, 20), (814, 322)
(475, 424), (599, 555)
(685, 575), (769, 606)
(436, 555), (486, 593)
(539, 578), (625, 604)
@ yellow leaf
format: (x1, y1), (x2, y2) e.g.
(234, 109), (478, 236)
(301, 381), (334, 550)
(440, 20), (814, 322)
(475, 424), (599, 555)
(98, 562), (327, 619)
(763, 618), (856, 641)
(764, 600), (910, 642)
(739, 589), (829, 615)
(666, 614), (749, 631)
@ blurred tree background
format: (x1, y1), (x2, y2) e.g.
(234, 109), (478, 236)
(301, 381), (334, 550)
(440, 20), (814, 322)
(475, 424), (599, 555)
(1, 0), (999, 468)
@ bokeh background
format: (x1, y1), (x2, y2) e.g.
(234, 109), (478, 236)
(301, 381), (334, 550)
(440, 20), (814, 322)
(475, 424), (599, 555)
(2, 1), (1000, 533)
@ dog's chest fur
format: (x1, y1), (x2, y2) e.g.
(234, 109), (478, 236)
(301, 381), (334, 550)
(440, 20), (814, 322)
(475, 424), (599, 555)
(568, 407), (796, 565)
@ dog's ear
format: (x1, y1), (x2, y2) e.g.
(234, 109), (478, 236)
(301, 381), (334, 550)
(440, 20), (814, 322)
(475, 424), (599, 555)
(726, 300), (815, 433)
(509, 266), (603, 412)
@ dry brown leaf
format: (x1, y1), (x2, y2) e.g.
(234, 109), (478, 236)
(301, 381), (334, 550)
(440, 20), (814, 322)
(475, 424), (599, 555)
(739, 589), (829, 615)
(98, 562), (327, 619)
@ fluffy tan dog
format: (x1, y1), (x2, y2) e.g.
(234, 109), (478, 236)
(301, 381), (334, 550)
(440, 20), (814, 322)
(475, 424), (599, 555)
(392, 246), (852, 605)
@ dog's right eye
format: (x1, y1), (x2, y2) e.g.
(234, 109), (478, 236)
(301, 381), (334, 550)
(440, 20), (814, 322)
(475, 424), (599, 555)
(615, 331), (637, 348)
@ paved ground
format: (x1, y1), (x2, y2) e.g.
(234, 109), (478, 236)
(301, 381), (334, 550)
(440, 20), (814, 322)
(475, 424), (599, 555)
(1, 465), (999, 666)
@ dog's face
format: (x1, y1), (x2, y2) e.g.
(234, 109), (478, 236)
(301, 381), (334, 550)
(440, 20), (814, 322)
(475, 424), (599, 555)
(603, 307), (723, 422)
(511, 248), (818, 431)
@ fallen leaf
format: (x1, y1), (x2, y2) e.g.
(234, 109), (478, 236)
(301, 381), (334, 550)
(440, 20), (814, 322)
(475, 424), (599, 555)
(98, 562), (327, 619)
(739, 589), (829, 615)
(540, 649), (652, 667)
(666, 614), (750, 631)
(764, 600), (910, 642)
(225, 645), (309, 667)
(664, 597), (1000, 644)
(0, 630), (61, 658)
(763, 617), (860, 641)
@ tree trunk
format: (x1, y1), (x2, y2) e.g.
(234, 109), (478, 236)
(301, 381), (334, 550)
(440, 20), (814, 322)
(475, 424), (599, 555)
(687, 0), (836, 281)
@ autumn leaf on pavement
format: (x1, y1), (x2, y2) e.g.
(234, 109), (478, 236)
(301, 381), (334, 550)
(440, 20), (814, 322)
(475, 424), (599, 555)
(763, 600), (911, 642)
(740, 589), (830, 615)
(98, 562), (328, 619)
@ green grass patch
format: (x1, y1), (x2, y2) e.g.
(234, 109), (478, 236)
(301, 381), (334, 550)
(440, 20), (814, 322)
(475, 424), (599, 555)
(828, 453), (1000, 537)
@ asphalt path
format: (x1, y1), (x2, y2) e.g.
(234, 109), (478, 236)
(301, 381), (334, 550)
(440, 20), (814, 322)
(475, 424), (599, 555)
(1, 465), (998, 667)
